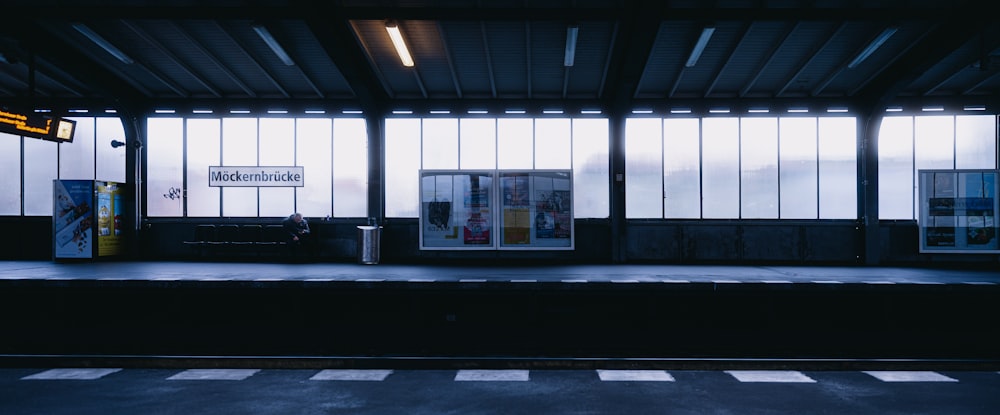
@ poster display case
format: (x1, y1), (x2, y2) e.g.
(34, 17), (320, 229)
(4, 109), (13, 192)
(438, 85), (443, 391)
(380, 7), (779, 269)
(917, 169), (999, 253)
(420, 170), (496, 250)
(419, 169), (573, 250)
(53, 179), (126, 259)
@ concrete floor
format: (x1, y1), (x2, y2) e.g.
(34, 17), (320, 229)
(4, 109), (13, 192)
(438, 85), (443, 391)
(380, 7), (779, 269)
(0, 260), (998, 284)
(1, 367), (997, 414)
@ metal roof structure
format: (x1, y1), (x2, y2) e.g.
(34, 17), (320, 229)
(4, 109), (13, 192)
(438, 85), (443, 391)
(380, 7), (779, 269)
(0, 0), (998, 113)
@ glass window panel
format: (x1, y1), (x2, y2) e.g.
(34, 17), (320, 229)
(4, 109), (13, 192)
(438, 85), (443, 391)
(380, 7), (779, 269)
(385, 118), (421, 217)
(702, 118), (740, 219)
(779, 117), (818, 219)
(185, 119), (221, 217)
(59, 117), (95, 180)
(23, 138), (59, 216)
(955, 115), (997, 169)
(459, 118), (496, 169)
(0, 133), (21, 215)
(624, 118), (663, 218)
(333, 118), (368, 217)
(95, 117), (126, 183)
(877, 116), (915, 220)
(422, 118), (458, 169)
(221, 118), (258, 217)
(146, 118), (184, 217)
(818, 117), (858, 219)
(534, 118), (572, 169)
(296, 118), (332, 218)
(572, 118), (609, 218)
(663, 118), (701, 218)
(258, 118), (295, 217)
(913, 115), (955, 218)
(497, 118), (534, 169)
(740, 117), (779, 219)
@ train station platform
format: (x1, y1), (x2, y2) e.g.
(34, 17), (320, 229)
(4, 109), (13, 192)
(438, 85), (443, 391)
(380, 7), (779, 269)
(1, 261), (998, 367)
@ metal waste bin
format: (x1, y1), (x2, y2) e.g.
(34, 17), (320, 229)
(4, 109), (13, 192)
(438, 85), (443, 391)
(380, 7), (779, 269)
(356, 225), (382, 264)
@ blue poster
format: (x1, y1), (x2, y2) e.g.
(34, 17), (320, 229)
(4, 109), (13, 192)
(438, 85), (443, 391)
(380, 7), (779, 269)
(53, 180), (94, 258)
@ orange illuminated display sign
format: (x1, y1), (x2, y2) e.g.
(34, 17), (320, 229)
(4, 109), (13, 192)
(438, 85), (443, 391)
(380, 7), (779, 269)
(0, 108), (75, 142)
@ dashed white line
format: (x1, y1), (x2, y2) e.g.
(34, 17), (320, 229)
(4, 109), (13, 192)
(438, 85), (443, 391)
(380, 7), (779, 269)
(611, 279), (639, 283)
(712, 280), (742, 284)
(725, 370), (817, 383)
(459, 279), (487, 283)
(455, 370), (530, 382)
(310, 369), (393, 381)
(597, 370), (674, 382)
(167, 369), (260, 381)
(863, 371), (958, 382)
(22, 368), (121, 380)
(510, 279), (537, 283)
(812, 280), (843, 284)
(561, 279), (589, 283)
(761, 280), (793, 284)
(862, 281), (896, 285)
(407, 279), (436, 283)
(963, 282), (995, 285)
(355, 278), (385, 282)
(661, 279), (690, 283)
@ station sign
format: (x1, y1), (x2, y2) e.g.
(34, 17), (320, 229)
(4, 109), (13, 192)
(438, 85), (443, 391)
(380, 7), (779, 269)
(209, 166), (304, 187)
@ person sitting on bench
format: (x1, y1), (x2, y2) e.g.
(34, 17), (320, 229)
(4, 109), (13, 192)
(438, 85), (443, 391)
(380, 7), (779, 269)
(282, 212), (311, 260)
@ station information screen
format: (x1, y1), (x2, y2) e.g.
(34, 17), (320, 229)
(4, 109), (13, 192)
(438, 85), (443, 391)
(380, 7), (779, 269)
(0, 108), (76, 143)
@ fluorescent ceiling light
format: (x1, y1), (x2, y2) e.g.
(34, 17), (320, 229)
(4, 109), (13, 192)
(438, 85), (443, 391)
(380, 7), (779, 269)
(708, 108), (730, 114)
(430, 110), (451, 114)
(827, 107), (849, 113)
(342, 110), (363, 114)
(631, 109), (653, 114)
(885, 107), (903, 112)
(543, 109), (564, 114)
(104, 109), (118, 114)
(251, 23), (295, 66)
(385, 21), (414, 67)
(922, 106), (944, 112)
(68, 109), (89, 113)
(34, 109), (52, 113)
(788, 108), (809, 113)
(581, 109), (602, 114)
(468, 109), (489, 114)
(505, 109), (526, 114)
(847, 27), (897, 69)
(154, 109), (175, 114)
(564, 25), (579, 67)
(964, 105), (986, 111)
(267, 109), (288, 114)
(72, 23), (134, 65)
(392, 110), (413, 114)
(685, 26), (715, 68)
(230, 109), (251, 114)
(747, 108), (770, 113)
(670, 108), (691, 114)
(193, 109), (214, 114)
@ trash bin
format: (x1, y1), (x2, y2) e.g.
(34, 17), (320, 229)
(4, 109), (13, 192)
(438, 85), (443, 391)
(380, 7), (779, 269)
(356, 225), (382, 264)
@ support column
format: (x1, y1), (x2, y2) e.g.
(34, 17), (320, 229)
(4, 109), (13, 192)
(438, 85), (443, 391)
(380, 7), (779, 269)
(120, 105), (146, 258)
(859, 111), (882, 265)
(609, 111), (627, 263)
(365, 109), (386, 225)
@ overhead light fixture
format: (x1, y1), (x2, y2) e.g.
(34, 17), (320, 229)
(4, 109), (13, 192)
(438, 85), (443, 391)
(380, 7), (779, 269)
(564, 25), (579, 67)
(685, 26), (715, 68)
(385, 20), (414, 67)
(847, 27), (897, 69)
(72, 23), (134, 65)
(251, 23), (295, 66)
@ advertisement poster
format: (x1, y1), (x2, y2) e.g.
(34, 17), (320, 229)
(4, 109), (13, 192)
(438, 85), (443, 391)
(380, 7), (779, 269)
(463, 211), (491, 244)
(535, 190), (571, 239)
(420, 171), (495, 249)
(504, 208), (531, 244)
(919, 170), (1000, 253)
(53, 180), (94, 259)
(97, 182), (123, 256)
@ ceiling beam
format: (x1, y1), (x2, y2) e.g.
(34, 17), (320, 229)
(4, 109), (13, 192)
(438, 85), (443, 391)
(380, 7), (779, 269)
(922, 27), (1000, 96)
(526, 22), (532, 99)
(169, 21), (256, 98)
(435, 22), (463, 98)
(480, 22), (497, 99)
(854, 21), (983, 114)
(849, 25), (934, 97)
(121, 20), (221, 97)
(596, 22), (619, 99)
(776, 22), (846, 97)
(306, 16), (389, 111)
(962, 71), (1000, 95)
(601, 1), (662, 108)
(6, 5), (991, 22)
(214, 21), (289, 98)
(705, 22), (753, 98)
(740, 22), (798, 97)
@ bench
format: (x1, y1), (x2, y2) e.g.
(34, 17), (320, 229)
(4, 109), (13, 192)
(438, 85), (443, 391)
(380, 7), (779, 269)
(183, 224), (289, 259)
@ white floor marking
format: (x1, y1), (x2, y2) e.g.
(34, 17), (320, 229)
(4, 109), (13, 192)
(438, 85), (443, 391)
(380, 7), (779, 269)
(761, 280), (793, 284)
(355, 278), (385, 282)
(510, 279), (537, 283)
(167, 369), (260, 381)
(310, 369), (393, 381)
(725, 370), (817, 383)
(661, 280), (690, 283)
(562, 279), (589, 283)
(455, 370), (530, 381)
(254, 278), (284, 281)
(597, 370), (674, 382)
(712, 280), (742, 284)
(305, 278), (334, 282)
(459, 279), (487, 283)
(611, 279), (639, 283)
(863, 371), (958, 382)
(963, 282), (995, 285)
(812, 280), (843, 284)
(863, 281), (896, 284)
(22, 368), (121, 380)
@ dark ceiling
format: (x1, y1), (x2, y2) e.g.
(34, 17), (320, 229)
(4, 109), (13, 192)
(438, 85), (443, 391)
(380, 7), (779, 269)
(0, 1), (998, 113)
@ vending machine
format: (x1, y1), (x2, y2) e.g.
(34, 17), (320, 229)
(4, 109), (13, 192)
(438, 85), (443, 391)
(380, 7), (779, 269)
(53, 179), (125, 260)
